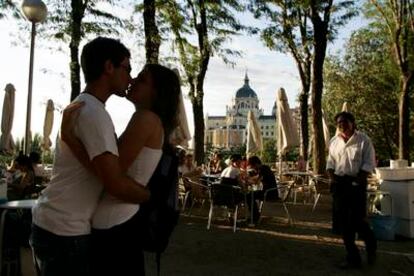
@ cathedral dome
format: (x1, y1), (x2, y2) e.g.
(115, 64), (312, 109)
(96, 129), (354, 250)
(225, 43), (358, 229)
(235, 73), (257, 98)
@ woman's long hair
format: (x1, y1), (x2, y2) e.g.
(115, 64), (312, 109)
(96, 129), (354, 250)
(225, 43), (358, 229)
(144, 64), (180, 148)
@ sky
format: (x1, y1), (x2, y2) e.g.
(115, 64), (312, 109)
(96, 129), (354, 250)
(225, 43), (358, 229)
(0, 2), (367, 149)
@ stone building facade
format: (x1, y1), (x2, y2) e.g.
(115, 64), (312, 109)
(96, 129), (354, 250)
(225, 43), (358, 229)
(205, 73), (277, 148)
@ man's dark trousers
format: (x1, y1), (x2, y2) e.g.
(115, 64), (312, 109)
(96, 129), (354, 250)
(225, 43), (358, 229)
(334, 175), (377, 264)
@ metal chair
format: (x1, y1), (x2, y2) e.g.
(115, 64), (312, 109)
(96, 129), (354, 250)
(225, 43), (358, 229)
(207, 180), (244, 233)
(182, 177), (210, 216)
(258, 180), (295, 225)
(288, 174), (315, 205)
(310, 175), (331, 212)
(177, 177), (189, 211)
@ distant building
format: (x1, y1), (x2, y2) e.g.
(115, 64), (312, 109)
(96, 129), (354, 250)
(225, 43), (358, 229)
(204, 73), (277, 148)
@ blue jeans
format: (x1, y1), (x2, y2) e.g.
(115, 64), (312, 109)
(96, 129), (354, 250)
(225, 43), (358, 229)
(30, 224), (91, 276)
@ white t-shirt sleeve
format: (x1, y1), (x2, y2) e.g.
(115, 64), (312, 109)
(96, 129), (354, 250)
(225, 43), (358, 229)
(75, 108), (119, 161)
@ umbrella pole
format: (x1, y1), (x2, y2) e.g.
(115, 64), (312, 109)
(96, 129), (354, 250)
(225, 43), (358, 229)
(279, 152), (282, 180)
(278, 119), (282, 179)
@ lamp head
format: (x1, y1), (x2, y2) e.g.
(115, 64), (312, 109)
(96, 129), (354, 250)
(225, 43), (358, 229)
(22, 0), (47, 23)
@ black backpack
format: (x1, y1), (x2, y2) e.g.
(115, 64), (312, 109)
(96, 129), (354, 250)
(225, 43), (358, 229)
(134, 145), (180, 274)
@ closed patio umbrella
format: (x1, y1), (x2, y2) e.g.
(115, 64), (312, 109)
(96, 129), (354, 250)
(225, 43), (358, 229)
(276, 88), (299, 173)
(342, 102), (349, 112)
(246, 110), (262, 156)
(41, 99), (54, 151)
(322, 110), (330, 150)
(171, 69), (191, 148)
(0, 84), (15, 154)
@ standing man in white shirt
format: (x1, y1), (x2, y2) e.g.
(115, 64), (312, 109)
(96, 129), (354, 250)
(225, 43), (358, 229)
(327, 112), (377, 269)
(31, 37), (150, 276)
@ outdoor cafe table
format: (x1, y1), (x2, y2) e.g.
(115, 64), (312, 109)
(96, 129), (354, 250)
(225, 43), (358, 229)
(0, 199), (37, 276)
(200, 174), (221, 186)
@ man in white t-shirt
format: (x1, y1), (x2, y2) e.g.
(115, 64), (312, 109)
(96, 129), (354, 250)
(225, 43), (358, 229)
(31, 37), (150, 276)
(221, 154), (242, 180)
(220, 154), (244, 204)
(220, 154), (245, 188)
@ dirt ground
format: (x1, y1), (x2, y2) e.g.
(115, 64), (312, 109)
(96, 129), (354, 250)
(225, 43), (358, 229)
(145, 195), (414, 276)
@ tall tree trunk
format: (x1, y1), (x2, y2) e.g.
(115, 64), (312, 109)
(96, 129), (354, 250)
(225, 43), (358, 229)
(311, 28), (328, 174)
(299, 89), (309, 161)
(69, 0), (84, 101)
(143, 0), (160, 64)
(193, 60), (208, 164)
(192, 0), (209, 165)
(192, 97), (205, 165)
(399, 74), (412, 160)
(382, 122), (395, 160)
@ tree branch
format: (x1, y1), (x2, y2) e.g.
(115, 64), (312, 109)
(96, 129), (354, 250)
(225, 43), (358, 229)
(370, 0), (394, 37)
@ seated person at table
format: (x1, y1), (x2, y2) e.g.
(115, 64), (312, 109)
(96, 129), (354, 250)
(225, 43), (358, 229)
(210, 152), (226, 174)
(177, 149), (187, 175)
(8, 154), (35, 200)
(246, 156), (279, 223)
(208, 151), (217, 168)
(29, 151), (46, 177)
(179, 153), (202, 179)
(240, 156), (248, 171)
(220, 154), (245, 186)
(6, 152), (25, 183)
(296, 155), (306, 172)
(220, 154), (245, 203)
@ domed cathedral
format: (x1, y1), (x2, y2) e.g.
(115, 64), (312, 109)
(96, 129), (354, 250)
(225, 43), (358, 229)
(205, 72), (277, 148)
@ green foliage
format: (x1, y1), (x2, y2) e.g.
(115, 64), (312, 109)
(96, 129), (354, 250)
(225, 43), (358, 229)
(14, 134), (43, 153)
(323, 27), (400, 161)
(286, 147), (299, 162)
(262, 139), (276, 163)
(249, 0), (358, 49)
(249, 0), (313, 55)
(0, 0), (22, 20)
(248, 0), (314, 161)
(42, 0), (125, 43)
(249, 0), (357, 173)
(365, 0), (414, 160)
(31, 133), (42, 154)
(0, 154), (13, 168)
(156, 0), (252, 164)
(12, 134), (55, 163)
(221, 144), (247, 160)
(42, 150), (54, 165)
(159, 0), (249, 86)
(203, 144), (246, 164)
(14, 137), (23, 153)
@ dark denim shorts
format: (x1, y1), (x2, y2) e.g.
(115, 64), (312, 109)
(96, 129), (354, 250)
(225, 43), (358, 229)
(30, 224), (91, 276)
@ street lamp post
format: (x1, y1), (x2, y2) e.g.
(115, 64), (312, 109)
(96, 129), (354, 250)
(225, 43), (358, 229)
(22, 0), (47, 155)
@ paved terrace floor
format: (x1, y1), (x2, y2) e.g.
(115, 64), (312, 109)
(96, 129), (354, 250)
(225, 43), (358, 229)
(145, 195), (414, 276)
